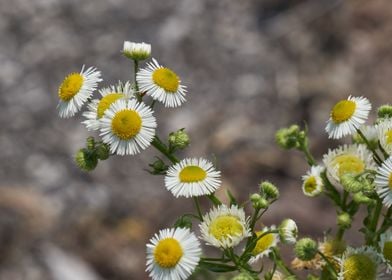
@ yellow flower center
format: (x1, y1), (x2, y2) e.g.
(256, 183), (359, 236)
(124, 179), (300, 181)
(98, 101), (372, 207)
(388, 174), (392, 190)
(383, 241), (392, 263)
(304, 176), (317, 193)
(152, 68), (179, 93)
(343, 254), (376, 280)
(179, 166), (207, 183)
(332, 154), (365, 178)
(385, 130), (392, 145)
(58, 73), (84, 101)
(97, 93), (124, 118)
(209, 215), (243, 241)
(111, 109), (142, 140)
(331, 100), (356, 124)
(153, 238), (183, 268)
(252, 231), (275, 255)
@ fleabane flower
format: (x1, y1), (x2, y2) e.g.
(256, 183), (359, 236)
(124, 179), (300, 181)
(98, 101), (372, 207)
(200, 204), (250, 248)
(278, 219), (298, 244)
(57, 65), (102, 118)
(377, 119), (392, 156)
(326, 96), (371, 139)
(100, 99), (157, 155)
(302, 165), (324, 197)
(82, 81), (134, 131)
(137, 58), (187, 108)
(248, 225), (279, 264)
(146, 228), (201, 280)
(164, 158), (221, 198)
(323, 144), (376, 186)
(375, 157), (392, 208)
(337, 246), (384, 280)
(123, 41), (151, 61)
(379, 230), (392, 272)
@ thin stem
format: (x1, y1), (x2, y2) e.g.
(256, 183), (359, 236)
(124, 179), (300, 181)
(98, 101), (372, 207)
(368, 198), (383, 245)
(194, 197), (203, 221)
(300, 144), (316, 166)
(271, 248), (297, 278)
(151, 136), (179, 164)
(336, 227), (345, 241)
(357, 129), (383, 165)
(317, 250), (338, 278)
(207, 193), (222, 206)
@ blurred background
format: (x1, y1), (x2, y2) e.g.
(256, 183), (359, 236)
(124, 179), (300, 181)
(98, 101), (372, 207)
(1, 0), (392, 279)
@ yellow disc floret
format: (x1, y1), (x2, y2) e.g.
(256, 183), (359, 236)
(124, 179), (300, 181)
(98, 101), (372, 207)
(331, 100), (356, 124)
(386, 130), (392, 145)
(111, 109), (142, 140)
(153, 238), (183, 268)
(383, 241), (392, 263)
(304, 176), (317, 193)
(179, 166), (207, 183)
(343, 254), (376, 280)
(97, 93), (124, 118)
(252, 231), (275, 255)
(332, 154), (365, 178)
(58, 73), (84, 101)
(209, 215), (243, 241)
(152, 68), (179, 93)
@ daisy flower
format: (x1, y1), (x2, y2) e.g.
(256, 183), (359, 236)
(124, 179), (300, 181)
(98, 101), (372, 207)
(379, 230), (392, 272)
(278, 219), (298, 244)
(146, 227), (201, 280)
(302, 165), (324, 197)
(123, 41), (151, 61)
(377, 119), (392, 156)
(164, 158), (221, 198)
(336, 246), (384, 280)
(82, 81), (134, 131)
(375, 157), (392, 208)
(323, 144), (376, 186)
(57, 65), (102, 118)
(136, 58), (187, 108)
(325, 96), (371, 139)
(248, 225), (279, 264)
(100, 99), (157, 156)
(199, 204), (250, 249)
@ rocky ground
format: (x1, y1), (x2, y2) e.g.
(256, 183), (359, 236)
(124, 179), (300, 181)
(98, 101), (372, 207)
(1, 0), (392, 279)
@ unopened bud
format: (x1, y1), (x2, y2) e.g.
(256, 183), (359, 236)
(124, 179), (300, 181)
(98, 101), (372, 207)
(169, 128), (190, 150)
(75, 148), (98, 171)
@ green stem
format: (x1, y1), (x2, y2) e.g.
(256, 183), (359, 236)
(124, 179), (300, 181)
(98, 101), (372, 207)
(321, 172), (341, 206)
(133, 60), (142, 102)
(336, 227), (345, 241)
(378, 207), (392, 236)
(317, 250), (338, 278)
(368, 199), (383, 245)
(271, 248), (297, 278)
(300, 144), (316, 166)
(357, 129), (383, 165)
(207, 193), (222, 206)
(194, 197), (203, 221)
(151, 137), (179, 164)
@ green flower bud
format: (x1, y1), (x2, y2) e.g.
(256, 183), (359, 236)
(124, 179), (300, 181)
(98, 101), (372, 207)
(260, 181), (280, 200)
(250, 194), (269, 209)
(279, 219), (298, 244)
(75, 148), (98, 171)
(275, 125), (301, 150)
(168, 128), (190, 150)
(377, 105), (392, 119)
(337, 212), (352, 229)
(86, 136), (95, 150)
(96, 143), (110, 160)
(340, 173), (363, 193)
(231, 271), (255, 280)
(353, 192), (374, 205)
(294, 237), (318, 261)
(148, 158), (168, 175)
(250, 193), (261, 203)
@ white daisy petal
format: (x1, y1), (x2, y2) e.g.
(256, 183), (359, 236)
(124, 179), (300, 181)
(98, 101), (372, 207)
(377, 119), (392, 156)
(248, 225), (279, 264)
(199, 204), (251, 249)
(165, 158), (221, 198)
(146, 228), (201, 280)
(137, 58), (187, 108)
(99, 99), (157, 156)
(57, 65), (102, 118)
(375, 157), (392, 208)
(326, 96), (371, 139)
(123, 41), (151, 60)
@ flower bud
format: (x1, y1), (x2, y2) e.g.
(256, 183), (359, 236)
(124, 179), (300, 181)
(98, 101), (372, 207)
(260, 181), (280, 200)
(377, 105), (392, 119)
(75, 148), (98, 171)
(279, 219), (298, 244)
(168, 128), (190, 150)
(96, 143), (110, 160)
(275, 125), (302, 150)
(353, 192), (374, 205)
(340, 173), (362, 193)
(148, 158), (168, 175)
(231, 271), (255, 280)
(250, 193), (269, 209)
(294, 237), (318, 261)
(123, 41), (151, 61)
(86, 136), (95, 150)
(337, 212), (352, 229)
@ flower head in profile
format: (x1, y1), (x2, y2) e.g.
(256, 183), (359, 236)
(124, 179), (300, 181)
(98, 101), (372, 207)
(165, 158), (221, 198)
(200, 204), (250, 249)
(123, 41), (151, 61)
(137, 58), (187, 107)
(248, 225), (279, 264)
(278, 219), (298, 244)
(302, 165), (324, 197)
(375, 157), (392, 208)
(336, 246), (383, 280)
(82, 81), (134, 131)
(379, 230), (392, 272)
(146, 227), (201, 280)
(323, 144), (376, 186)
(325, 96), (371, 139)
(100, 99), (156, 155)
(57, 65), (102, 118)
(377, 119), (392, 156)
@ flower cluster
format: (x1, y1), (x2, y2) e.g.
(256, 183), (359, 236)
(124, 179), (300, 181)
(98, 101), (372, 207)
(57, 40), (392, 280)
